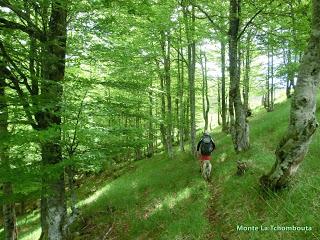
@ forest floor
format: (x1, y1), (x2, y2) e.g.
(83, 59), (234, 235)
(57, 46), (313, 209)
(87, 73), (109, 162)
(4, 96), (320, 240)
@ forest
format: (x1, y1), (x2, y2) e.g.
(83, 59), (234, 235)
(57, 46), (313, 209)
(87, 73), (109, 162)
(0, 0), (320, 239)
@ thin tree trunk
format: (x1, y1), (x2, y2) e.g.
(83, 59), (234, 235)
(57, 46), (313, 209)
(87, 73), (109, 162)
(185, 4), (197, 155)
(200, 51), (209, 130)
(162, 31), (173, 158)
(0, 70), (18, 240)
(243, 34), (251, 115)
(228, 0), (250, 152)
(2, 183), (18, 240)
(158, 62), (167, 151)
(184, 97), (190, 142)
(260, 0), (320, 190)
(220, 40), (228, 132)
(148, 89), (154, 157)
(177, 32), (185, 151)
(270, 45), (274, 111)
(286, 48), (295, 98)
(135, 116), (142, 160)
(217, 76), (221, 126)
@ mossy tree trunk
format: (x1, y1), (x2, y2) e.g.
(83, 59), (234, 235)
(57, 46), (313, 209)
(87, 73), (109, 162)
(260, 0), (320, 190)
(38, 1), (68, 239)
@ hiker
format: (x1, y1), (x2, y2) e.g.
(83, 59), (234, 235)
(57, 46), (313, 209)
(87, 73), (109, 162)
(196, 131), (215, 164)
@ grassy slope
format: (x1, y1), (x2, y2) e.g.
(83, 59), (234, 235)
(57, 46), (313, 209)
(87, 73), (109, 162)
(71, 97), (320, 240)
(211, 98), (320, 240)
(2, 97), (320, 240)
(70, 153), (210, 240)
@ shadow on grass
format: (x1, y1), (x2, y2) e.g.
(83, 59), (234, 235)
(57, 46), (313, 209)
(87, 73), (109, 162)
(72, 152), (210, 239)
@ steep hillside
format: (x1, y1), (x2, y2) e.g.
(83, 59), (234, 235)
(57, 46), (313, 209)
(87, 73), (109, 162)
(5, 97), (320, 240)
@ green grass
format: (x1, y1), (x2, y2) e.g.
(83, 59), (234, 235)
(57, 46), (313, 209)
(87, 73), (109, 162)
(2, 96), (320, 240)
(209, 98), (320, 240)
(70, 153), (210, 239)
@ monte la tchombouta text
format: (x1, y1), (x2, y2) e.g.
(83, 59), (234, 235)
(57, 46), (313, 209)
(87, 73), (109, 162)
(237, 225), (312, 232)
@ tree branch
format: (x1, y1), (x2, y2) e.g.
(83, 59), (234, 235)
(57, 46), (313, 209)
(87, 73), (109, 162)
(237, 9), (263, 41)
(192, 3), (227, 34)
(0, 42), (38, 129)
(0, 17), (45, 42)
(0, 41), (34, 95)
(237, 0), (276, 41)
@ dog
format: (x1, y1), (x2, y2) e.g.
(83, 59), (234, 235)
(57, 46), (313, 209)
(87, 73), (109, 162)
(201, 160), (212, 181)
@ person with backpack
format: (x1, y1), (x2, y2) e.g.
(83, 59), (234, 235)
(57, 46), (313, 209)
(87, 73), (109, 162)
(196, 131), (216, 180)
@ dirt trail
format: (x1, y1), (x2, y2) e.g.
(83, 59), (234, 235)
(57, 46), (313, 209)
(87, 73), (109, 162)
(205, 182), (226, 240)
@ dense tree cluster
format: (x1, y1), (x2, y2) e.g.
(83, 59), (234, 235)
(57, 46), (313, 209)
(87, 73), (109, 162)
(0, 0), (318, 239)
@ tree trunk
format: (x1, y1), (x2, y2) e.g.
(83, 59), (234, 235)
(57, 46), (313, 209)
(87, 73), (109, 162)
(162, 31), (173, 158)
(286, 48), (295, 98)
(270, 45), (274, 111)
(228, 0), (250, 152)
(184, 4), (197, 155)
(220, 40), (228, 132)
(266, 40), (274, 112)
(0, 73), (18, 240)
(184, 97), (190, 142)
(260, 0), (320, 190)
(243, 34), (251, 115)
(200, 51), (209, 130)
(147, 89), (154, 157)
(38, 2), (68, 239)
(177, 32), (185, 151)
(217, 76), (221, 126)
(158, 63), (167, 152)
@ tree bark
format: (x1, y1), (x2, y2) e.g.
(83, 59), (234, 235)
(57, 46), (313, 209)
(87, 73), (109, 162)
(184, 3), (196, 155)
(286, 48), (295, 98)
(228, 0), (250, 152)
(162, 30), (173, 158)
(177, 32), (185, 151)
(260, 0), (320, 190)
(220, 40), (228, 132)
(158, 61), (167, 152)
(270, 45), (274, 111)
(243, 34), (251, 115)
(147, 89), (154, 157)
(200, 51), (209, 130)
(217, 75), (221, 126)
(0, 68), (18, 240)
(38, 1), (68, 239)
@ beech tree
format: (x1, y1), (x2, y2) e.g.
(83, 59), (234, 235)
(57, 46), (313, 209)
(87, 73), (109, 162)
(0, 0), (68, 239)
(0, 59), (17, 240)
(228, 0), (250, 152)
(260, 0), (320, 190)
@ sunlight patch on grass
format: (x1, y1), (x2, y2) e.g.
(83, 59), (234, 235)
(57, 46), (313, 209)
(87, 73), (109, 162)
(0, 211), (40, 235)
(144, 187), (192, 219)
(131, 181), (138, 188)
(77, 182), (112, 207)
(20, 226), (41, 240)
(17, 212), (40, 226)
